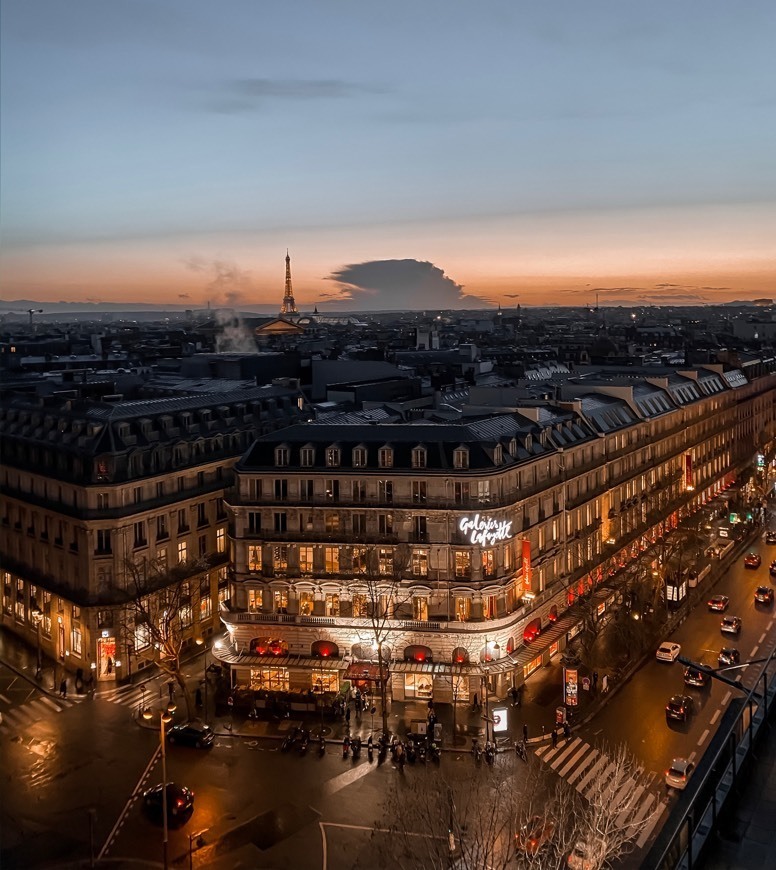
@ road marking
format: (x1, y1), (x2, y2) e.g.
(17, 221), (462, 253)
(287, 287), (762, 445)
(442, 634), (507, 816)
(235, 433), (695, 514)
(722, 691), (732, 705)
(547, 737), (580, 769)
(768, 620), (774, 630)
(697, 729), (710, 746)
(689, 751), (697, 763)
(322, 762), (373, 796)
(98, 745), (160, 859)
(0, 693), (10, 703)
(557, 742), (589, 777)
(636, 800), (667, 849)
(38, 695), (62, 712)
(751, 646), (759, 657)
(711, 709), (721, 725)
(574, 752), (606, 791)
(759, 633), (767, 644)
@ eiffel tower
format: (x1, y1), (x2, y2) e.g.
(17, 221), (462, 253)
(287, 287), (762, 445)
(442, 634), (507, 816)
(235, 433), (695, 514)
(280, 250), (297, 315)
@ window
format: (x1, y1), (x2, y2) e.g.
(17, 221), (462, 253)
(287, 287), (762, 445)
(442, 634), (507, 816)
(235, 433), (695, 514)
(156, 515), (169, 540)
(133, 521), (147, 548)
(483, 594), (498, 619)
(455, 596), (471, 621)
(378, 447), (393, 468)
(378, 548), (393, 575)
(312, 672), (339, 694)
(412, 550), (428, 576)
(216, 527), (226, 553)
(248, 512), (262, 534)
(300, 512), (314, 532)
(180, 599), (193, 629)
(134, 621), (151, 651)
(157, 547), (167, 568)
(352, 447), (367, 468)
(300, 446), (315, 467)
(413, 515), (427, 540)
(352, 513), (366, 535)
(404, 673), (432, 700)
(250, 667), (289, 692)
(249, 479), (262, 499)
(378, 480), (393, 503)
(352, 593), (368, 617)
(95, 529), (112, 554)
(352, 480), (366, 502)
(248, 589), (263, 612)
(325, 480), (339, 501)
(215, 497), (226, 520)
(71, 625), (82, 656)
(452, 675), (470, 701)
(412, 446), (427, 469)
(178, 509), (189, 533)
(300, 480), (314, 501)
(378, 513), (393, 535)
(198, 534), (207, 556)
(299, 591), (314, 615)
(454, 482), (469, 504)
(412, 596), (428, 620)
(273, 545), (288, 573)
(200, 591), (212, 621)
(352, 547), (368, 573)
(274, 590), (288, 612)
(274, 512), (287, 533)
(299, 546), (314, 574)
(324, 547), (340, 573)
(177, 541), (188, 563)
(133, 486), (143, 504)
(248, 545), (262, 572)
(2, 573), (12, 616)
(325, 513), (340, 532)
(482, 549), (495, 578)
(477, 480), (491, 503)
(326, 446), (340, 467)
(453, 447), (469, 469)
(15, 578), (25, 621)
(325, 594), (340, 616)
(97, 492), (109, 509)
(196, 503), (207, 526)
(412, 481), (427, 503)
(454, 550), (471, 577)
(274, 479), (288, 500)
(275, 446), (289, 467)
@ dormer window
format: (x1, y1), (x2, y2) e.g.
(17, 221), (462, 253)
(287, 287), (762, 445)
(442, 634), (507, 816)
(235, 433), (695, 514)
(493, 444), (503, 464)
(352, 446), (367, 468)
(524, 434), (533, 452)
(378, 446), (393, 468)
(453, 447), (469, 469)
(509, 438), (518, 455)
(326, 446), (341, 467)
(300, 445), (315, 467)
(275, 445), (290, 467)
(412, 446), (427, 469)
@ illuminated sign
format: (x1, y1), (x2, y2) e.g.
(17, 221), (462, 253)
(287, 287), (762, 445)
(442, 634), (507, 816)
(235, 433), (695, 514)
(564, 668), (579, 707)
(492, 707), (508, 733)
(458, 514), (513, 547)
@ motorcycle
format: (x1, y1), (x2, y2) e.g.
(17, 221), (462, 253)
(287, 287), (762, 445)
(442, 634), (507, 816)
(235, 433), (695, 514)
(484, 740), (495, 765)
(342, 735), (351, 758)
(406, 740), (416, 764)
(281, 728), (299, 753)
(318, 734), (326, 756)
(378, 734), (388, 763)
(351, 736), (362, 760)
(394, 741), (405, 767)
(428, 741), (440, 763)
(416, 741), (426, 764)
(471, 738), (482, 763)
(298, 729), (310, 754)
(367, 735), (374, 762)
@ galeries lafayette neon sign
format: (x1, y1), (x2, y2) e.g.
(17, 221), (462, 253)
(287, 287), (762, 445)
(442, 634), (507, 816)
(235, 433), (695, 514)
(458, 514), (513, 546)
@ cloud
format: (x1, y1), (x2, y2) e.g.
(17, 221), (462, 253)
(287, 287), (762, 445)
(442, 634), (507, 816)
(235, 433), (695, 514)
(203, 78), (385, 114)
(178, 293), (190, 300)
(323, 259), (489, 310)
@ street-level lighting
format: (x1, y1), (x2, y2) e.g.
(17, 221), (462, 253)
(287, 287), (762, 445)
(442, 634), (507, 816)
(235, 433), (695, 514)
(31, 606), (43, 678)
(143, 702), (177, 870)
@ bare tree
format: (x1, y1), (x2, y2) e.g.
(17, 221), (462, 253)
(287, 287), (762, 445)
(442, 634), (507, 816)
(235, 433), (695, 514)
(120, 554), (209, 720)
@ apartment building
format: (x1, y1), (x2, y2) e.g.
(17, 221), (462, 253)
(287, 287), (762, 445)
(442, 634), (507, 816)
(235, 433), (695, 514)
(0, 384), (305, 683)
(218, 364), (776, 704)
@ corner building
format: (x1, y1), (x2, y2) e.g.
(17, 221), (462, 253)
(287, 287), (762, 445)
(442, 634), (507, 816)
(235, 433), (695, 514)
(220, 364), (776, 705)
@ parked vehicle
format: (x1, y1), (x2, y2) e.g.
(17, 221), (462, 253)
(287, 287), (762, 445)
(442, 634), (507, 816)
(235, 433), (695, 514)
(167, 720), (214, 749)
(297, 728), (310, 754)
(142, 783), (194, 827)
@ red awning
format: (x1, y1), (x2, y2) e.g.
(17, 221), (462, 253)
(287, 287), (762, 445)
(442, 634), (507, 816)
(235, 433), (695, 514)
(345, 662), (389, 682)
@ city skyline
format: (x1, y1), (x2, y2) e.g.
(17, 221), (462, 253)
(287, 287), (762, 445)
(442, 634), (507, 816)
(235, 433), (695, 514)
(1, 1), (774, 308)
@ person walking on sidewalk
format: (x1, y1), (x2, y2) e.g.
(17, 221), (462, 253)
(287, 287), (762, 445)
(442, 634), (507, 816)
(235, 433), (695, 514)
(552, 728), (558, 749)
(59, 678), (67, 699)
(345, 706), (351, 728)
(563, 721), (570, 741)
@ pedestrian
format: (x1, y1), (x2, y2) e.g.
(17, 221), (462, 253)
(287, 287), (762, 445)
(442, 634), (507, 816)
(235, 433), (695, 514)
(167, 679), (175, 701)
(541, 724), (546, 738)
(472, 692), (479, 712)
(509, 685), (518, 706)
(552, 728), (558, 749)
(59, 678), (67, 698)
(345, 706), (351, 727)
(523, 723), (528, 742)
(593, 671), (599, 692)
(563, 721), (570, 740)
(602, 674), (609, 693)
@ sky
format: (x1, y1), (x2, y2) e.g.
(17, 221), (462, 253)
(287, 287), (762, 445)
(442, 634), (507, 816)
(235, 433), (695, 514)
(1, 0), (774, 310)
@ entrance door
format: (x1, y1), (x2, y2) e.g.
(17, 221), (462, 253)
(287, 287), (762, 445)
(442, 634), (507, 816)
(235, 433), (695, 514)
(97, 637), (117, 680)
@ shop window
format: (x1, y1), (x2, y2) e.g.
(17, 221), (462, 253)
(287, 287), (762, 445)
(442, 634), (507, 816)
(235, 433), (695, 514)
(250, 667), (289, 691)
(404, 672), (432, 699)
(455, 597), (471, 621)
(299, 591), (314, 616)
(273, 590), (288, 613)
(452, 675), (470, 702)
(248, 545), (262, 572)
(325, 594), (340, 616)
(352, 593), (368, 617)
(412, 596), (428, 620)
(312, 672), (339, 694)
(523, 655), (542, 679)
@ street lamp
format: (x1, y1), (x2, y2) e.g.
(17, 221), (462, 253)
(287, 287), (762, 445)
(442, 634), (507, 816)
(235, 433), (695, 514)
(143, 702), (177, 870)
(31, 606), (43, 679)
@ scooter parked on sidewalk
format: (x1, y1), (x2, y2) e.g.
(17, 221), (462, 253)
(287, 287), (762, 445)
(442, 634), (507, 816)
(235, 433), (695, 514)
(342, 735), (351, 758)
(484, 740), (495, 764)
(351, 736), (362, 760)
(406, 740), (416, 764)
(318, 734), (326, 756)
(281, 727), (299, 753)
(471, 738), (482, 762)
(367, 735), (374, 762)
(428, 741), (440, 763)
(298, 728), (310, 754)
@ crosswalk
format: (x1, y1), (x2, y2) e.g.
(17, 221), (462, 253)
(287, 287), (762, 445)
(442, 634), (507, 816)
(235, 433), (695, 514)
(98, 682), (164, 712)
(0, 693), (79, 731)
(534, 737), (667, 849)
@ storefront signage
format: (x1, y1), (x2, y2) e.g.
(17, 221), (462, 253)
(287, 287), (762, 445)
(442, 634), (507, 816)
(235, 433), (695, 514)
(492, 707), (508, 733)
(458, 514), (513, 547)
(564, 667), (579, 707)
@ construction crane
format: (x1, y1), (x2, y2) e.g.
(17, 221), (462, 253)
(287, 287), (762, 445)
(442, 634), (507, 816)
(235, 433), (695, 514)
(28, 308), (43, 328)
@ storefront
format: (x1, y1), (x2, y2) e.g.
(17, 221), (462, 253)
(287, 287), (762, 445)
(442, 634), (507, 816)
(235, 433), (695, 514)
(96, 634), (117, 681)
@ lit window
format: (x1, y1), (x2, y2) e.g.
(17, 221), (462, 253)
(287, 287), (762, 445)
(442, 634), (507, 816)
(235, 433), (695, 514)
(249, 667), (289, 691)
(274, 590), (288, 612)
(378, 548), (393, 575)
(482, 549), (495, 577)
(325, 594), (340, 616)
(247, 545), (262, 572)
(326, 446), (340, 467)
(352, 593), (368, 617)
(299, 591), (314, 615)
(273, 545), (288, 573)
(216, 528), (226, 553)
(325, 547), (340, 573)
(312, 672), (339, 694)
(412, 551), (428, 576)
(455, 596), (471, 621)
(454, 551), (471, 577)
(177, 541), (188, 563)
(412, 596), (428, 620)
(352, 547), (368, 573)
(299, 546), (314, 574)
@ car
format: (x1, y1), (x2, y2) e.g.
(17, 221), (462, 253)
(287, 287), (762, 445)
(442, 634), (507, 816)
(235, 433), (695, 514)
(665, 758), (695, 790)
(766, 531), (776, 544)
(721, 616), (742, 635)
(656, 642), (681, 662)
(707, 594), (730, 612)
(167, 720), (214, 749)
(142, 783), (194, 826)
(770, 560), (776, 577)
(666, 694), (694, 722)
(684, 665), (709, 688)
(744, 552), (762, 569)
(719, 647), (740, 666)
(515, 815), (556, 854)
(754, 586), (774, 606)
(567, 836), (608, 870)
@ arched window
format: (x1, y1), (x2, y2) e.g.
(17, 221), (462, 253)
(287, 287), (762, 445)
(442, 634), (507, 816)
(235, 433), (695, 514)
(403, 645), (433, 663)
(506, 636), (515, 654)
(311, 640), (339, 658)
(548, 605), (558, 624)
(451, 647), (469, 665)
(249, 637), (288, 656)
(479, 640), (501, 663)
(523, 618), (542, 643)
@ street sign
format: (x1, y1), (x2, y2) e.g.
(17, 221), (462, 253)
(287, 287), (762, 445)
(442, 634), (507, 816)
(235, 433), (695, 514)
(492, 707), (508, 733)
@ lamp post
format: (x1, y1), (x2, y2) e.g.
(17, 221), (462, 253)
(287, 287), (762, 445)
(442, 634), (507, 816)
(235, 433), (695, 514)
(143, 702), (176, 870)
(31, 607), (43, 679)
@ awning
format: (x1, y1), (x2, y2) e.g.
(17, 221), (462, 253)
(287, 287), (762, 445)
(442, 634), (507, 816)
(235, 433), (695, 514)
(344, 661), (389, 682)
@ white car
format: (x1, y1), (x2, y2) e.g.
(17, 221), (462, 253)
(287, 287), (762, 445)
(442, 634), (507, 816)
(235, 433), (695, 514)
(665, 757), (694, 790)
(656, 642), (681, 662)
(568, 836), (607, 870)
